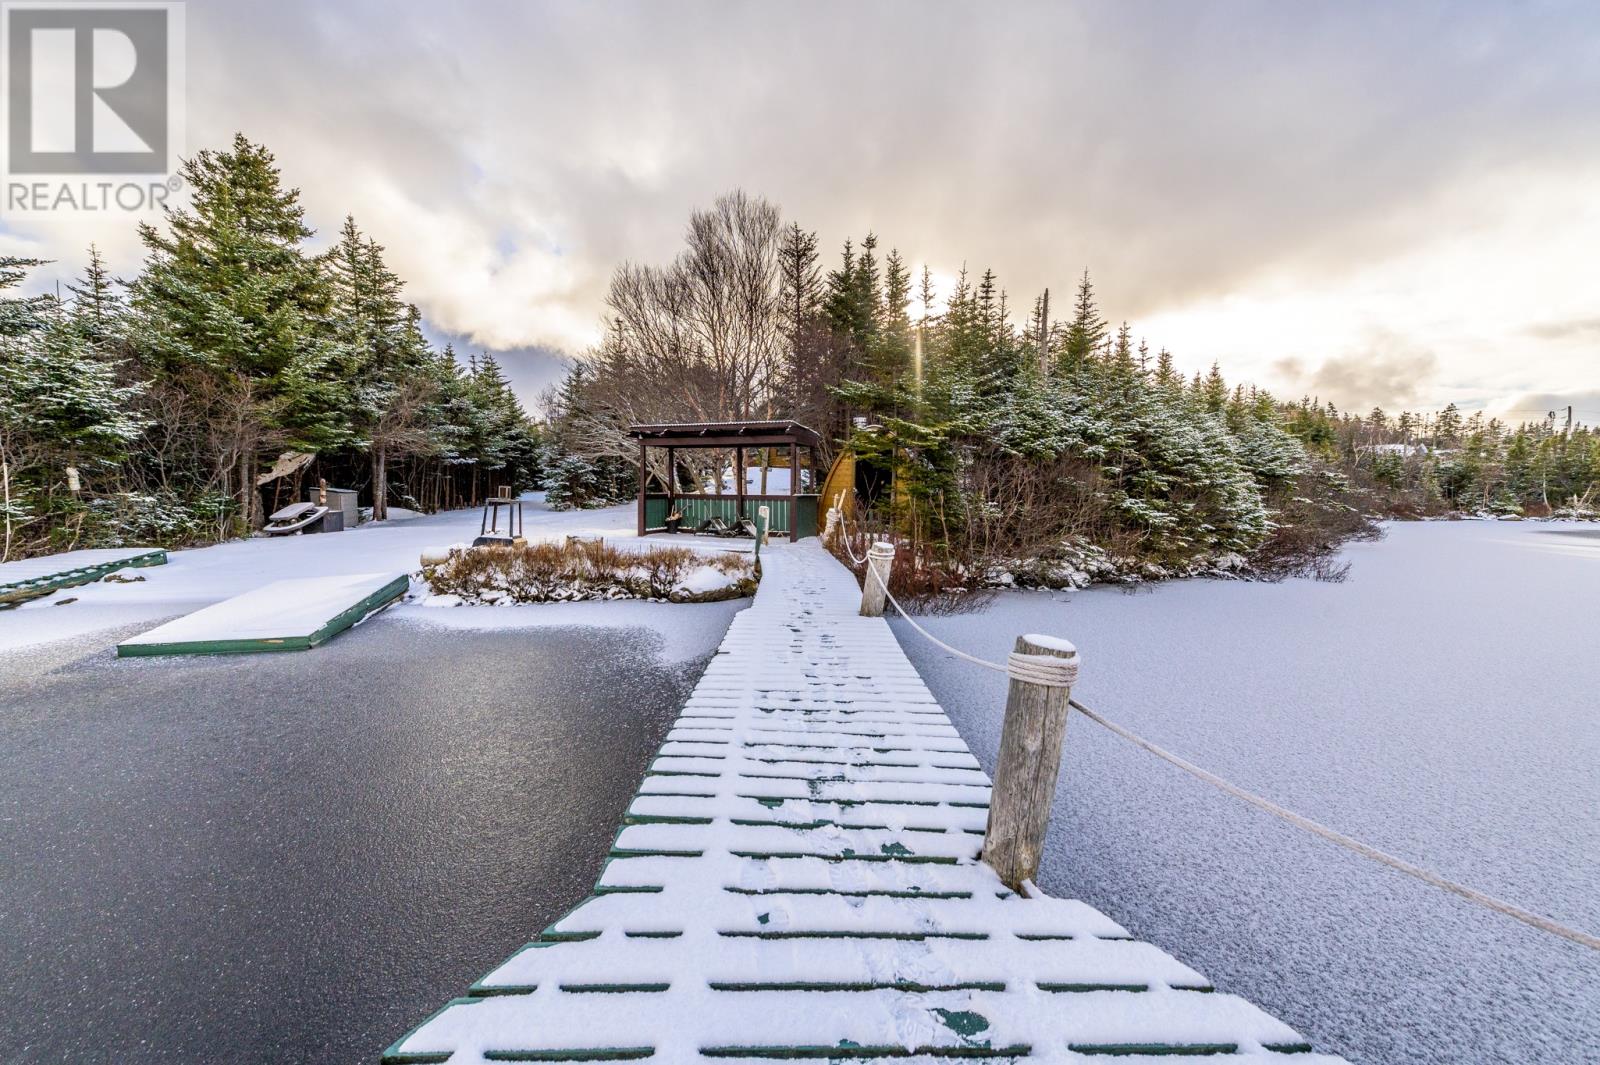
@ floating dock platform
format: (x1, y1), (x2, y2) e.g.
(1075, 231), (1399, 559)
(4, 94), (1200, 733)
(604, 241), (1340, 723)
(117, 572), (407, 657)
(0, 547), (167, 607)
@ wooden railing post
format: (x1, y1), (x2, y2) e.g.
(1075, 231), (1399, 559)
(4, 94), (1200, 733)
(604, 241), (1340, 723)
(984, 633), (1080, 891)
(823, 505), (840, 547)
(859, 541), (894, 617)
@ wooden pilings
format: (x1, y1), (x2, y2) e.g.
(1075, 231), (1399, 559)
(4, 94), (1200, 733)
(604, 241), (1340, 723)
(984, 633), (1080, 891)
(859, 540), (895, 617)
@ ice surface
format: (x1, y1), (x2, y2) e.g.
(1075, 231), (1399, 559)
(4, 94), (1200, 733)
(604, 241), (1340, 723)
(389, 540), (1338, 1064)
(893, 521), (1600, 1064)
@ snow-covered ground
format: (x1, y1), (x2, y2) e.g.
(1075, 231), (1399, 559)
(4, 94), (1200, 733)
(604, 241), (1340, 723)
(712, 466), (810, 493)
(0, 495), (748, 653)
(893, 520), (1600, 1065)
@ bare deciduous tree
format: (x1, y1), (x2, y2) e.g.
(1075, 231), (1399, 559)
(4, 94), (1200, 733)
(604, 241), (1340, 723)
(563, 191), (787, 487)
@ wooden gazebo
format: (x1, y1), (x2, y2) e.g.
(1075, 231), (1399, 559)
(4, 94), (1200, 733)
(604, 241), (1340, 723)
(630, 420), (825, 539)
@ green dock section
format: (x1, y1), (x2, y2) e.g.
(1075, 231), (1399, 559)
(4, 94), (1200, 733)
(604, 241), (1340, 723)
(0, 548), (167, 607)
(117, 572), (408, 657)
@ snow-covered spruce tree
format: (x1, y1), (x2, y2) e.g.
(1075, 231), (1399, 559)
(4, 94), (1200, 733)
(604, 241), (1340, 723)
(542, 451), (633, 511)
(0, 261), (146, 560)
(325, 216), (440, 520)
(126, 134), (345, 532)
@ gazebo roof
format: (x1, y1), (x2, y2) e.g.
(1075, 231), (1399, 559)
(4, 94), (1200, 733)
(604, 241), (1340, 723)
(629, 420), (824, 448)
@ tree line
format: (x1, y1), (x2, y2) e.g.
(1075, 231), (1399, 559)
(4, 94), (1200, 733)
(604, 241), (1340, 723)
(547, 191), (1599, 577)
(1287, 402), (1599, 517)
(547, 191), (1368, 576)
(0, 134), (540, 562)
(9, 168), (1589, 568)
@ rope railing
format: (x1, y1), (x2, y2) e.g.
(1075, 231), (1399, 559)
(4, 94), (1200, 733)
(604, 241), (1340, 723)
(833, 522), (1600, 954)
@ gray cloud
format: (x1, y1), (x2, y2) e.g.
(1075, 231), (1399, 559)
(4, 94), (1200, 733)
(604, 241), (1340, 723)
(1524, 317), (1600, 341)
(1274, 338), (1439, 412)
(5, 0), (1600, 409)
(1499, 391), (1600, 428)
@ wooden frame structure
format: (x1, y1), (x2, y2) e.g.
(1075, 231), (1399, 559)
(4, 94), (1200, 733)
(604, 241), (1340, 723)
(630, 420), (825, 539)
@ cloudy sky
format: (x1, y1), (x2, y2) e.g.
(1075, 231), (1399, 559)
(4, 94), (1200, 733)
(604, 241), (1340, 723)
(5, 0), (1599, 422)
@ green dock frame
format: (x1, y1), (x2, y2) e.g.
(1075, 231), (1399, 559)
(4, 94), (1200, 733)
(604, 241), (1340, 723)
(116, 573), (409, 658)
(0, 548), (167, 608)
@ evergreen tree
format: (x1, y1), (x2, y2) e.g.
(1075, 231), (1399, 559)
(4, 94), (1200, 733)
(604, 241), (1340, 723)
(777, 223), (821, 345)
(65, 245), (123, 351)
(871, 246), (913, 388)
(0, 270), (145, 558)
(1060, 269), (1107, 375)
(0, 256), (53, 339)
(127, 133), (340, 530)
(326, 216), (436, 519)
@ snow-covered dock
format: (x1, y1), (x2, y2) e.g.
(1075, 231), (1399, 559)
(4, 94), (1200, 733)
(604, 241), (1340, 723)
(384, 541), (1344, 1063)
(0, 546), (166, 604)
(118, 571), (408, 656)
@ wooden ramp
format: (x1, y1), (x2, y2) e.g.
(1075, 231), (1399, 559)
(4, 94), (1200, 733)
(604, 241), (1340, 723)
(385, 543), (1345, 1064)
(0, 547), (166, 606)
(117, 572), (407, 657)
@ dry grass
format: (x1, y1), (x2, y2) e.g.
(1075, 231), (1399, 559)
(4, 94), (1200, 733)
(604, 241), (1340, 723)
(421, 539), (756, 603)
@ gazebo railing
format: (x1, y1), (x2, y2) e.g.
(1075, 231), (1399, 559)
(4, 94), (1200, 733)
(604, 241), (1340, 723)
(644, 493), (818, 537)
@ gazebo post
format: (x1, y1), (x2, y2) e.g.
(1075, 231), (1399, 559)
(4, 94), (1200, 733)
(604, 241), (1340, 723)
(636, 438), (647, 536)
(666, 446), (676, 525)
(735, 445), (745, 528)
(789, 440), (798, 539)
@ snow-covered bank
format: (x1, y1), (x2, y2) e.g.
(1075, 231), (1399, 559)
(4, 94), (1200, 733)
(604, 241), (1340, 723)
(415, 540), (755, 605)
(892, 520), (1600, 1064)
(0, 498), (655, 652)
(982, 535), (1250, 589)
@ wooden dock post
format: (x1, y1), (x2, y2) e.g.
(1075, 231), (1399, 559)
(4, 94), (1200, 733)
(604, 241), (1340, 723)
(823, 506), (840, 547)
(859, 541), (895, 617)
(984, 633), (1080, 891)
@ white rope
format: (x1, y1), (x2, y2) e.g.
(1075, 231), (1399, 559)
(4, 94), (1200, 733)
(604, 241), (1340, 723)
(840, 536), (865, 567)
(868, 563), (1008, 676)
(1067, 698), (1600, 953)
(836, 525), (867, 567)
(1007, 651), (1079, 688)
(837, 519), (1600, 953)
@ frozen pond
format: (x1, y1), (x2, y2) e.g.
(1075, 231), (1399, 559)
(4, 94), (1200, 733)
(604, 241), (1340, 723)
(895, 521), (1600, 1065)
(0, 603), (741, 1064)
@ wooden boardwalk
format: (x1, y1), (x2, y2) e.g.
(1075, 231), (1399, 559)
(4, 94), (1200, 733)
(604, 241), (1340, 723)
(385, 541), (1344, 1064)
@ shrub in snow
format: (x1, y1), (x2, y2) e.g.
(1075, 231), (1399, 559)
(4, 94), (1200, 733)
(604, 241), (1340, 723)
(541, 449), (633, 511)
(418, 539), (756, 604)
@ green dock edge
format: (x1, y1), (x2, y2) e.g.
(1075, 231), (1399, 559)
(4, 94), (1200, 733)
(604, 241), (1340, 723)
(0, 549), (167, 608)
(116, 573), (409, 658)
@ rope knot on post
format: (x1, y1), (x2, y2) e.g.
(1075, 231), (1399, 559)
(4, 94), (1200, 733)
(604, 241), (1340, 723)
(1006, 649), (1079, 689)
